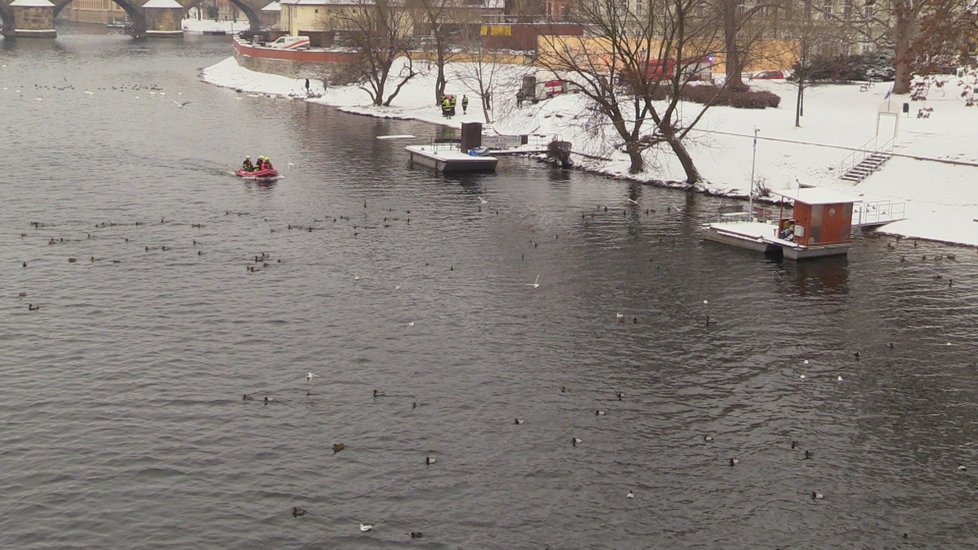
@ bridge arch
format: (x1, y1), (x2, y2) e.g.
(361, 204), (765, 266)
(179, 0), (263, 32)
(52, 0), (146, 35)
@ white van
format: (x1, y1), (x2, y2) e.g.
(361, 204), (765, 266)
(268, 35), (310, 50)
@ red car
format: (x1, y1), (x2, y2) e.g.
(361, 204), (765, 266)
(752, 70), (786, 80)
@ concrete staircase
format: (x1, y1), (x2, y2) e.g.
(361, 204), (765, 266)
(839, 151), (893, 183)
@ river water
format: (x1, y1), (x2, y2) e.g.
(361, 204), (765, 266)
(2, 25), (978, 549)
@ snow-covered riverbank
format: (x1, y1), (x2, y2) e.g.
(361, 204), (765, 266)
(201, 56), (978, 247)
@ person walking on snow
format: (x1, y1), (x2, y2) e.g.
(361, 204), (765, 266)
(461, 95), (469, 114)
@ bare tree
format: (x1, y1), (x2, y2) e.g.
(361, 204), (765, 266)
(451, 38), (507, 123)
(813, 0), (976, 95)
(339, 0), (419, 106)
(790, 0), (817, 127)
(713, 0), (781, 90)
(536, 0), (726, 181)
(908, 0), (977, 76)
(407, 0), (458, 103)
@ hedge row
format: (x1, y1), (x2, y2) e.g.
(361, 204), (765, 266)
(682, 85), (781, 109)
(645, 84), (781, 109)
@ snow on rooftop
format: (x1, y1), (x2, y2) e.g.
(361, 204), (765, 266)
(201, 56), (978, 247)
(142, 0), (182, 8)
(9, 0), (54, 6)
(262, 1), (281, 10)
(773, 187), (859, 205)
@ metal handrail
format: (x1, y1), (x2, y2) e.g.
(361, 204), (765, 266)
(424, 139), (463, 152)
(837, 136), (895, 178)
(853, 199), (907, 226)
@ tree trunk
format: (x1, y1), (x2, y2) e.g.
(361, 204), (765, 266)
(656, 122), (700, 183)
(625, 141), (644, 174)
(892, 19), (913, 94)
(795, 79), (804, 127)
(435, 47), (447, 103)
(480, 88), (491, 123)
(374, 66), (388, 106)
(722, 1), (745, 90)
(663, 130), (700, 184)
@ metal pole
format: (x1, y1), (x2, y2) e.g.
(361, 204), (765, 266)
(748, 127), (758, 220)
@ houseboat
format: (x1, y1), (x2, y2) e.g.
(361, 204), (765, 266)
(703, 187), (859, 260)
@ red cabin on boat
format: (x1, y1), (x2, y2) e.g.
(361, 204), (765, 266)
(773, 187), (855, 248)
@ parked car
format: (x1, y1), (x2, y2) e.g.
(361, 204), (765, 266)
(865, 67), (895, 81)
(752, 70), (786, 80)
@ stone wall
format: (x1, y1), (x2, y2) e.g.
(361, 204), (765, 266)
(234, 50), (349, 82)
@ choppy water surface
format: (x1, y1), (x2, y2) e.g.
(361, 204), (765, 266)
(3, 26), (978, 549)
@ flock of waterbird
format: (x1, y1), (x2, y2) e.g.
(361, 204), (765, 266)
(13, 192), (702, 538)
(11, 144), (974, 542)
(0, 79), (201, 106)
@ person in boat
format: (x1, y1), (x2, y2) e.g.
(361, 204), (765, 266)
(256, 155), (266, 171)
(263, 156), (274, 171)
(242, 156), (254, 172)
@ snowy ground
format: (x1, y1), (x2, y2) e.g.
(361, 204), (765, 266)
(181, 17), (250, 34)
(201, 56), (978, 247)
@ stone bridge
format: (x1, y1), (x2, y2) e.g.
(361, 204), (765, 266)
(0, 0), (273, 38)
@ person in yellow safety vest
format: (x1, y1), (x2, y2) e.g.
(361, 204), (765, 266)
(461, 95), (469, 114)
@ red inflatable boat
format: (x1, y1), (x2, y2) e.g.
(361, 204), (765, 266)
(235, 168), (279, 179)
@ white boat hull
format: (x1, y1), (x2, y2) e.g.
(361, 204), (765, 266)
(703, 221), (850, 260)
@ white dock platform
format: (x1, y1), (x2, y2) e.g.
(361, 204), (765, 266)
(853, 199), (907, 227)
(405, 144), (498, 173)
